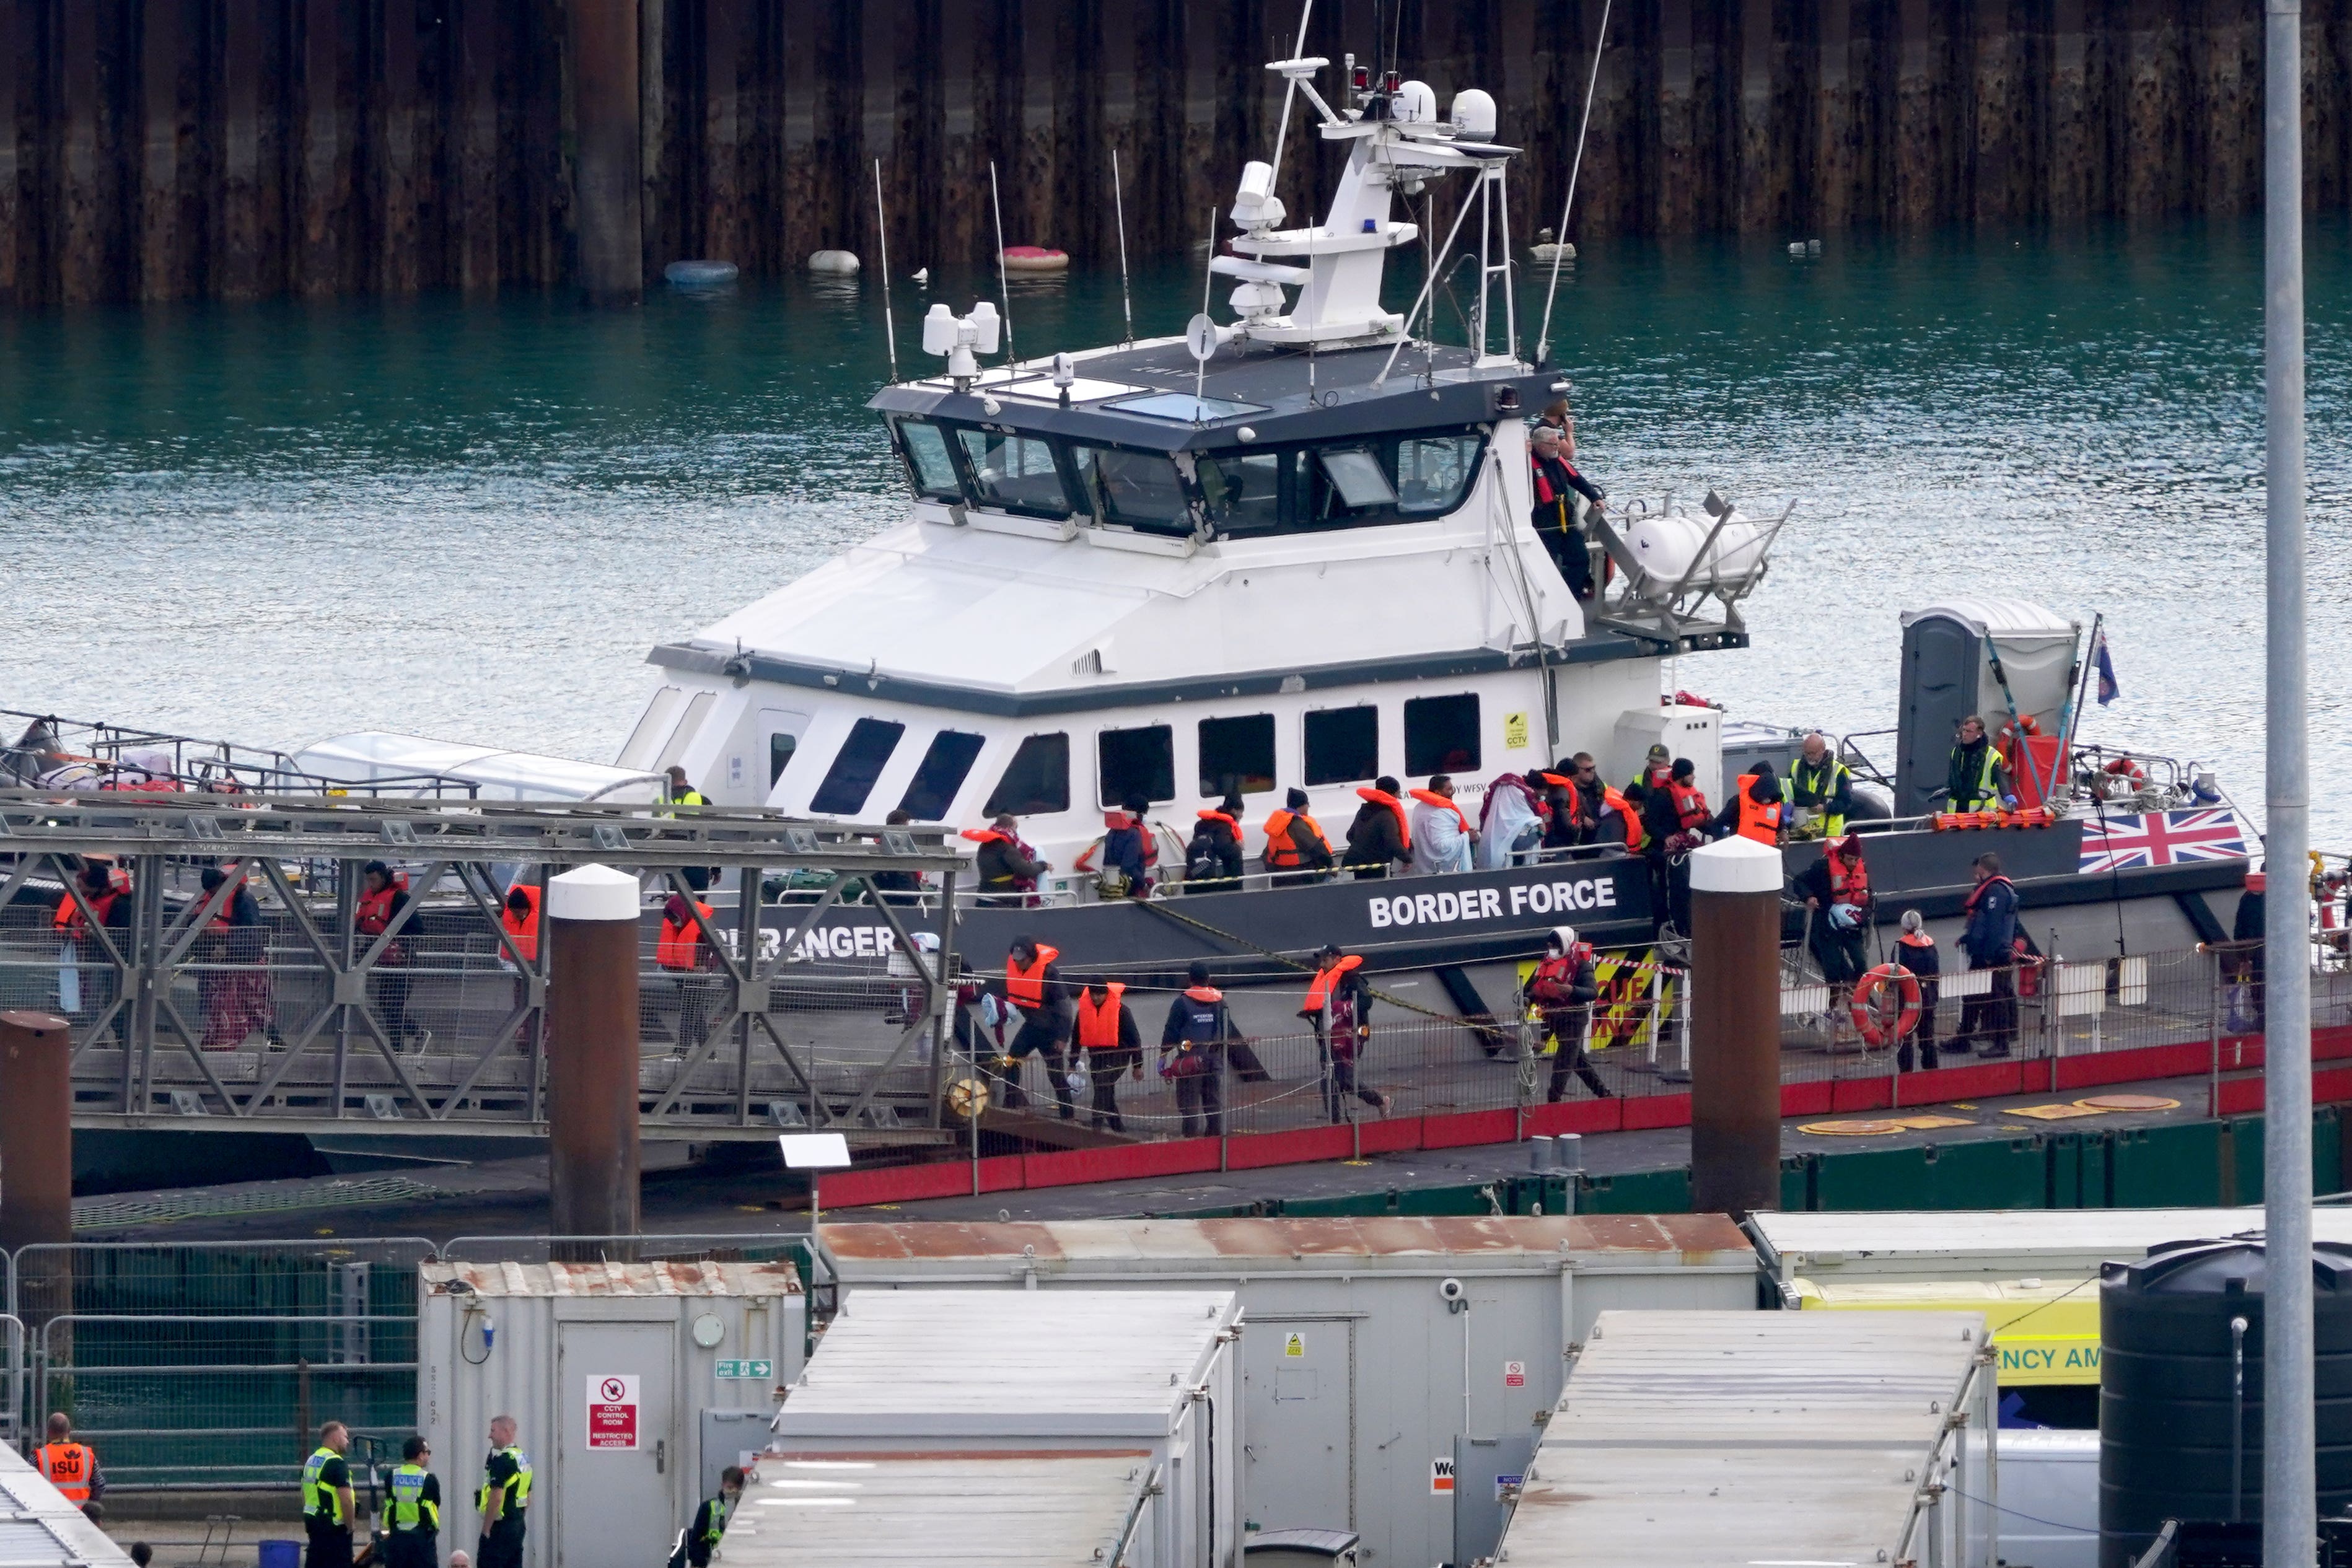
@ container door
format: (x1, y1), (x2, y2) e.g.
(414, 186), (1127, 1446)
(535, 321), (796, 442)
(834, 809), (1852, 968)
(556, 1321), (676, 1568)
(1241, 1319), (1354, 1534)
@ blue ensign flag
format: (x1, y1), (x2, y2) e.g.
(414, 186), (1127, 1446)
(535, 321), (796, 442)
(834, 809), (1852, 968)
(2094, 629), (2120, 705)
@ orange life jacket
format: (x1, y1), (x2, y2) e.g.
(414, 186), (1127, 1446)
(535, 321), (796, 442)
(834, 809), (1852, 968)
(1408, 788), (1472, 836)
(1529, 946), (1591, 1008)
(1302, 953), (1364, 1015)
(53, 887), (122, 937)
(1356, 787), (1411, 852)
(1826, 846), (1869, 906)
(1262, 809), (1331, 869)
(1074, 983), (1126, 1049)
(1600, 786), (1641, 849)
(1898, 931), (1936, 968)
(1734, 774), (1784, 845)
(355, 873), (410, 937)
(657, 900), (713, 971)
(1667, 780), (1709, 831)
(1006, 944), (1061, 1010)
(1196, 809), (1239, 833)
(37, 1442), (94, 1502)
(501, 885), (542, 962)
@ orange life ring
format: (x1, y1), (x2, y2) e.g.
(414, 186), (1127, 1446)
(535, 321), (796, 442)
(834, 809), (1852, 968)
(1850, 963), (1923, 1046)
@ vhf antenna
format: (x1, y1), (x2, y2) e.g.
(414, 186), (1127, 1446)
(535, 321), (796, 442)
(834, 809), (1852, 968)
(872, 158), (898, 381)
(1112, 149), (1135, 346)
(988, 161), (1017, 367)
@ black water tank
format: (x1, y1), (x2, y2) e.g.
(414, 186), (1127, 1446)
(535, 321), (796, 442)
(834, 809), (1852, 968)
(2099, 1238), (2352, 1567)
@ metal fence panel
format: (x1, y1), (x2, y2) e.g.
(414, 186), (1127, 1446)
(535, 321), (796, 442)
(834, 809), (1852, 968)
(38, 1315), (416, 1492)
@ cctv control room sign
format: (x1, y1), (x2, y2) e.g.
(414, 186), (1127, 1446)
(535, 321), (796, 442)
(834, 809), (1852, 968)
(586, 1375), (640, 1450)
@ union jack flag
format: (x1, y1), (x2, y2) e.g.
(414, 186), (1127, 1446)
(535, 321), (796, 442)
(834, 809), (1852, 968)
(2078, 808), (2251, 874)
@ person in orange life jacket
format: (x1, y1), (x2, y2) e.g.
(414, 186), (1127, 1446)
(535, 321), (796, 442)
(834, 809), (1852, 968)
(1262, 788), (1336, 886)
(54, 862), (134, 1036)
(1796, 833), (1871, 1027)
(355, 861), (431, 1052)
(1409, 775), (1476, 875)
(1531, 767), (1582, 851)
(1652, 760), (1711, 935)
(1184, 795), (1247, 893)
(1527, 926), (1610, 1102)
(1952, 852), (2021, 1058)
(1072, 979), (1144, 1132)
(197, 866), (276, 1051)
(1709, 762), (1786, 846)
(1529, 424), (1604, 600)
(1301, 945), (1389, 1122)
(35, 1413), (103, 1504)
(1159, 960), (1240, 1136)
(1893, 909), (1942, 1071)
(1003, 938), (1079, 1119)
(1086, 795), (1157, 897)
(658, 888), (720, 1057)
(1344, 777), (1412, 880)
(966, 812), (1050, 907)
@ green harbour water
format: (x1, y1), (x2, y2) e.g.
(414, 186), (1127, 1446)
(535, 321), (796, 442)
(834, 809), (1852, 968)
(1, 216), (2345, 842)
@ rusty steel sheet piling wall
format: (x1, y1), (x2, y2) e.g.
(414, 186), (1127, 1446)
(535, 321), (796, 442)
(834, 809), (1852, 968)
(1, 1), (2349, 307)
(0, 1010), (72, 1252)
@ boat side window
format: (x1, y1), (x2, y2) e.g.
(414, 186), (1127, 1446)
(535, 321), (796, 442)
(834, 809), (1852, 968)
(1393, 432), (1483, 515)
(1198, 715), (1275, 798)
(1404, 693), (1481, 776)
(897, 729), (987, 821)
(983, 733), (1069, 817)
(954, 429), (1073, 517)
(1197, 450), (1284, 537)
(1070, 445), (1195, 537)
(769, 733), (797, 787)
(808, 717), (906, 815)
(892, 418), (962, 501)
(1098, 724), (1175, 807)
(1304, 706), (1380, 786)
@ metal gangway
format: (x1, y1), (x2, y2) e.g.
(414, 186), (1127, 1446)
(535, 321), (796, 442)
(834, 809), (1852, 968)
(0, 791), (963, 1145)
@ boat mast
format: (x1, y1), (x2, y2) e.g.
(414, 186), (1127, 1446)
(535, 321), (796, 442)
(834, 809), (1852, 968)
(2263, 1), (2313, 1562)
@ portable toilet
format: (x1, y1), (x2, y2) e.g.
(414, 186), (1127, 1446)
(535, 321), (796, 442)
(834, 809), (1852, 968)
(1895, 600), (2081, 814)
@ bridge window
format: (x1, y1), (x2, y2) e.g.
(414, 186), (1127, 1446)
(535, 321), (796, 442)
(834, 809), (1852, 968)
(1304, 706), (1380, 786)
(1317, 449), (1398, 510)
(1071, 445), (1195, 536)
(983, 733), (1069, 817)
(1405, 694), (1481, 776)
(1393, 432), (1482, 515)
(1098, 724), (1175, 807)
(809, 717), (906, 815)
(1198, 714), (1275, 798)
(955, 429), (1072, 517)
(1197, 450), (1284, 537)
(897, 729), (987, 821)
(893, 418), (962, 501)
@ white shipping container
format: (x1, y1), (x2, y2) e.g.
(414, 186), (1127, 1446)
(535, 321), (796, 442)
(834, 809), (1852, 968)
(776, 1289), (1241, 1567)
(820, 1214), (1758, 1568)
(418, 1259), (807, 1568)
(0, 1442), (138, 1568)
(1749, 1207), (2352, 1287)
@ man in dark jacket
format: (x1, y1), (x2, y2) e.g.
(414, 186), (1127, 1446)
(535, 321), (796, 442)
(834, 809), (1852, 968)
(1952, 852), (2019, 1056)
(1001, 938), (1076, 1117)
(1184, 797), (1247, 893)
(1945, 717), (2010, 814)
(1159, 961), (1237, 1136)
(867, 809), (928, 903)
(667, 1468), (742, 1568)
(1097, 795), (1155, 896)
(1301, 946), (1388, 1122)
(970, 813), (1049, 906)
(1344, 776), (1411, 880)
(2229, 870), (2266, 1030)
(1528, 926), (1609, 1101)
(1529, 425), (1604, 598)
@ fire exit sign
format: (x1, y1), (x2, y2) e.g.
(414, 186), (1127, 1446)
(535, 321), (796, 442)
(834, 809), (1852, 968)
(714, 1359), (774, 1380)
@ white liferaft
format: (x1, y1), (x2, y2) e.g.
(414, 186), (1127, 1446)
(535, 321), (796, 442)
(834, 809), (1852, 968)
(805, 249), (862, 273)
(1623, 510), (1770, 590)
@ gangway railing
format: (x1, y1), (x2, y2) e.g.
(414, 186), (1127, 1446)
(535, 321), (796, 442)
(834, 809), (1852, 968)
(0, 792), (961, 1141)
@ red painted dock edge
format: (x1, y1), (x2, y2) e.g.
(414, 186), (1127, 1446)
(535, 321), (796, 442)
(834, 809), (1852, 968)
(815, 1023), (2352, 1209)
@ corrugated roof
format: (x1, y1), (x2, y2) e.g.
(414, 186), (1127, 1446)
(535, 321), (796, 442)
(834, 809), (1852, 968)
(1754, 1207), (2341, 1277)
(419, 1259), (802, 1297)
(822, 1214), (1754, 1268)
(716, 1450), (1153, 1564)
(1502, 1310), (1986, 1567)
(778, 1290), (1236, 1439)
(0, 1444), (139, 1568)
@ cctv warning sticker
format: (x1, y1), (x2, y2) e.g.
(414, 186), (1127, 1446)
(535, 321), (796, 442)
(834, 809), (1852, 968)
(1430, 1456), (1455, 1495)
(1283, 1333), (1307, 1359)
(586, 1374), (640, 1450)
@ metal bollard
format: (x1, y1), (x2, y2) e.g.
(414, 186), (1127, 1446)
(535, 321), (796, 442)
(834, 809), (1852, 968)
(1527, 1134), (1555, 1173)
